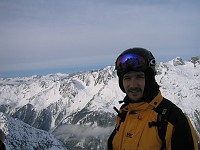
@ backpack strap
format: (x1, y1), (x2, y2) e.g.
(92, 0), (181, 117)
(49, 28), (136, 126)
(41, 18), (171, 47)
(113, 105), (128, 131)
(157, 109), (168, 150)
(107, 105), (128, 150)
(149, 108), (168, 150)
(149, 98), (169, 150)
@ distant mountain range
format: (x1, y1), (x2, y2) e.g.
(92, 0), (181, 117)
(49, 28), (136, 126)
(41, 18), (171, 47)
(0, 56), (200, 150)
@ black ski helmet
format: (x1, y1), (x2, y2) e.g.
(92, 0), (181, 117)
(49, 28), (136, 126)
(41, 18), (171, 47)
(115, 47), (159, 102)
(116, 47), (156, 77)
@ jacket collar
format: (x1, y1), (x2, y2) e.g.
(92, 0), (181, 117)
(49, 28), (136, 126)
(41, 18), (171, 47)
(148, 91), (163, 108)
(122, 91), (163, 112)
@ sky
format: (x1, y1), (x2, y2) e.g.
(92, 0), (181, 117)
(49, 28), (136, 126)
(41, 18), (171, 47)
(0, 0), (200, 78)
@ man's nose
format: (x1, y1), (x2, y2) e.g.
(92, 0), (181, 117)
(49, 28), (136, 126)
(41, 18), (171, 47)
(129, 78), (138, 87)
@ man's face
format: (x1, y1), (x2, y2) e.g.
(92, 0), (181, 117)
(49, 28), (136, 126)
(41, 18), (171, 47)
(122, 71), (145, 102)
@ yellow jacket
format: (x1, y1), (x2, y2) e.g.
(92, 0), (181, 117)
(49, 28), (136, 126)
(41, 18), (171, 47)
(108, 92), (199, 150)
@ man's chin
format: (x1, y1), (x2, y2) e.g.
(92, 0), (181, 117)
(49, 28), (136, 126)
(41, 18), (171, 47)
(128, 95), (143, 102)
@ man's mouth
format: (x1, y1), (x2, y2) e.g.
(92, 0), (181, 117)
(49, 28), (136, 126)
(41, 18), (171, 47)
(128, 88), (142, 95)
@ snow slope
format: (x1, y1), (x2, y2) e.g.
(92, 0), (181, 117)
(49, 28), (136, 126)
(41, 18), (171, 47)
(0, 112), (67, 150)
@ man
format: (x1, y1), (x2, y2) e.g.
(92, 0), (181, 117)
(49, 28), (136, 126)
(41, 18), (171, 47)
(108, 48), (199, 150)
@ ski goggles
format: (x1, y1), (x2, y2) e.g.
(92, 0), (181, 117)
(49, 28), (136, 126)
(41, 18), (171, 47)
(116, 53), (149, 73)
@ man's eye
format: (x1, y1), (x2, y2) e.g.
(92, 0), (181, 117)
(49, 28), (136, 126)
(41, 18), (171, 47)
(137, 75), (145, 79)
(123, 76), (130, 80)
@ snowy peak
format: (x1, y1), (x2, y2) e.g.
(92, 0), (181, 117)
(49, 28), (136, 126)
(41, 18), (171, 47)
(171, 57), (185, 66)
(190, 56), (200, 66)
(167, 56), (200, 67)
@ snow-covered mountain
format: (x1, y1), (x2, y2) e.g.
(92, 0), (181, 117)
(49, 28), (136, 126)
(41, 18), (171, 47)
(0, 112), (67, 150)
(0, 56), (200, 149)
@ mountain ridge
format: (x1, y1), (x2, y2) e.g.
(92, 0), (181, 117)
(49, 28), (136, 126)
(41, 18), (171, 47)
(0, 56), (200, 149)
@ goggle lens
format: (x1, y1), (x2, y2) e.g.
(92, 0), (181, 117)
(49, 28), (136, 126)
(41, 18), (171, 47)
(116, 53), (146, 72)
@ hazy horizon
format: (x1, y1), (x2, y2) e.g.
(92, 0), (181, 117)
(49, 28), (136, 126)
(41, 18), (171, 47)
(1, 0), (199, 78)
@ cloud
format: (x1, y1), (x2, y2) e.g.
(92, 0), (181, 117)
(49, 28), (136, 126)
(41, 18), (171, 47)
(53, 124), (114, 140)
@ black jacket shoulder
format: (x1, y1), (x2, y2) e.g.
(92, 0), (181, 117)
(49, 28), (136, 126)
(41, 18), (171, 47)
(154, 98), (182, 124)
(155, 98), (196, 150)
(0, 140), (6, 150)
